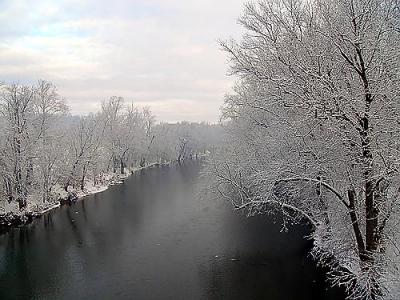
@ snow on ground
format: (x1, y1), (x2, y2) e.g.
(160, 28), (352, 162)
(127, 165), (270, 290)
(0, 161), (173, 223)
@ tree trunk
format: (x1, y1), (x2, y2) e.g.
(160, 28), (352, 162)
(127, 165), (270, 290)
(348, 189), (368, 261)
(65, 161), (78, 191)
(14, 134), (27, 209)
(93, 170), (97, 186)
(80, 164), (87, 191)
(16, 163), (26, 209)
(26, 157), (34, 187)
(42, 173), (48, 203)
(356, 40), (378, 257)
(3, 177), (13, 203)
(112, 155), (118, 173)
(120, 158), (124, 174)
(140, 157), (146, 168)
(361, 116), (378, 256)
(365, 179), (378, 254)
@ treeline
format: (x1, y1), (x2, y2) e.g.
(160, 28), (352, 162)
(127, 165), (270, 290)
(0, 80), (221, 212)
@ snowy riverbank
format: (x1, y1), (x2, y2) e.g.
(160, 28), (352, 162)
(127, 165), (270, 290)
(0, 161), (172, 229)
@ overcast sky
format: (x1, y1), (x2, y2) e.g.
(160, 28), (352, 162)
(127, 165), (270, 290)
(0, 0), (245, 122)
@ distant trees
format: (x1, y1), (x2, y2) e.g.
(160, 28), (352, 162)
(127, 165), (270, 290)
(208, 0), (400, 299)
(151, 122), (222, 163)
(0, 81), (221, 214)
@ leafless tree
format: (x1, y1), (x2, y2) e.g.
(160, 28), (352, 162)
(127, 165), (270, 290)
(0, 83), (35, 209)
(207, 0), (400, 299)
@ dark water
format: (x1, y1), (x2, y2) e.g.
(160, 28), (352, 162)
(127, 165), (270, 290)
(0, 161), (344, 300)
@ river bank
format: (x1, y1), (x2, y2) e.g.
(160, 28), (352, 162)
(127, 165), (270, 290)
(0, 161), (172, 231)
(0, 161), (344, 300)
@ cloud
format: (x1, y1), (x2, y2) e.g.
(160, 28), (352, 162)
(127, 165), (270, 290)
(0, 0), (245, 122)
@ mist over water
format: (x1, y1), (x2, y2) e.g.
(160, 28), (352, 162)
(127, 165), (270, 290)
(0, 162), (344, 300)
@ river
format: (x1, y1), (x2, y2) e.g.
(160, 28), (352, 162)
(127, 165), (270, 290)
(0, 161), (344, 300)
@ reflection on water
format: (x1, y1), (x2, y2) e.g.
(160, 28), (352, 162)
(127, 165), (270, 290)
(0, 161), (345, 300)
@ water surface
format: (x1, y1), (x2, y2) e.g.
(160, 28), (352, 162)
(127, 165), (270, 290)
(0, 161), (344, 300)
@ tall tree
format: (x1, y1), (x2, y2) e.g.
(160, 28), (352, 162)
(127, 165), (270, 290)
(0, 83), (35, 209)
(209, 0), (400, 299)
(32, 80), (67, 202)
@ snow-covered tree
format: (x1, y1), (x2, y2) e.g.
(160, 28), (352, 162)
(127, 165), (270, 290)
(101, 96), (125, 173)
(0, 83), (35, 209)
(63, 114), (103, 191)
(207, 0), (400, 299)
(32, 80), (68, 202)
(0, 81), (221, 225)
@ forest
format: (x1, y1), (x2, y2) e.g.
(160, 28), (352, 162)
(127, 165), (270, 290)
(0, 80), (221, 222)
